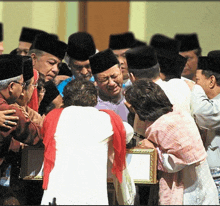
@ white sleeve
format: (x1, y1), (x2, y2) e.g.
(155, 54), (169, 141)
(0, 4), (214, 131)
(162, 153), (186, 173)
(123, 122), (134, 144)
(191, 84), (220, 130)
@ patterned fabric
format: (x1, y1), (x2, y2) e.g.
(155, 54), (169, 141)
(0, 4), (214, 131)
(145, 109), (208, 205)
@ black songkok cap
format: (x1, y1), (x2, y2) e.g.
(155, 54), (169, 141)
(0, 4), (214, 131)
(132, 39), (147, 48)
(0, 55), (23, 80)
(58, 62), (72, 77)
(198, 55), (220, 74)
(208, 50), (220, 58)
(22, 56), (33, 82)
(150, 34), (181, 58)
(150, 34), (187, 76)
(125, 46), (158, 70)
(205, 52), (220, 74)
(10, 48), (18, 55)
(89, 48), (119, 75)
(19, 27), (47, 43)
(31, 33), (67, 60)
(0, 23), (3, 42)
(38, 80), (60, 115)
(197, 56), (210, 71)
(67, 32), (96, 61)
(174, 33), (200, 52)
(109, 32), (137, 50)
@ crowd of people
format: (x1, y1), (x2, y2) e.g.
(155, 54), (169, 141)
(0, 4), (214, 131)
(0, 21), (219, 205)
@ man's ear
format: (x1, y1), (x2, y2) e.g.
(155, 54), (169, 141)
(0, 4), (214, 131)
(8, 82), (14, 94)
(129, 72), (136, 83)
(30, 53), (37, 67)
(209, 75), (216, 89)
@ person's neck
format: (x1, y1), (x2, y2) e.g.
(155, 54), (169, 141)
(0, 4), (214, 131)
(182, 73), (196, 82)
(152, 76), (161, 83)
(208, 87), (220, 99)
(99, 90), (123, 104)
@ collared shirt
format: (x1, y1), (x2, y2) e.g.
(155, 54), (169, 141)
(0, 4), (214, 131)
(0, 93), (42, 158)
(95, 96), (129, 122)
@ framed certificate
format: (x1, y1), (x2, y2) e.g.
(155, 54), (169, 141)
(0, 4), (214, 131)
(107, 148), (157, 184)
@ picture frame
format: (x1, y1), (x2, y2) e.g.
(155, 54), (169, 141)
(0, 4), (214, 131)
(108, 148), (157, 184)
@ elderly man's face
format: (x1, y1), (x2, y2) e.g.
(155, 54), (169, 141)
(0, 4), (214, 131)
(96, 64), (123, 97)
(179, 50), (198, 80)
(17, 41), (32, 56)
(0, 41), (4, 55)
(32, 52), (61, 82)
(113, 48), (130, 80)
(69, 59), (92, 81)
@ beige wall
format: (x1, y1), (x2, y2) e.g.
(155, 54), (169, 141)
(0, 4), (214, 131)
(1, 1), (75, 54)
(129, 2), (147, 42)
(142, 1), (220, 55)
(2, 2), (33, 53)
(1, 2), (220, 55)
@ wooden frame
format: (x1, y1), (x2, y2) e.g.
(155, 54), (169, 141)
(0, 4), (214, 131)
(108, 148), (157, 184)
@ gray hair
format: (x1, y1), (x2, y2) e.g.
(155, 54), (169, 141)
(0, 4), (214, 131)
(28, 49), (46, 59)
(0, 75), (23, 90)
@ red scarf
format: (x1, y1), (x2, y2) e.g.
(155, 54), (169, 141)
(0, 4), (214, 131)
(42, 108), (126, 190)
(27, 69), (39, 112)
(42, 108), (63, 190)
(100, 109), (126, 183)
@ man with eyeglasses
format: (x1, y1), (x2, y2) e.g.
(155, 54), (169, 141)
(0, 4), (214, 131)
(90, 49), (129, 122)
(57, 32), (97, 96)
(0, 55), (42, 190)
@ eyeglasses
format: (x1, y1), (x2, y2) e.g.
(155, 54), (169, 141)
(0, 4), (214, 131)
(12, 81), (26, 88)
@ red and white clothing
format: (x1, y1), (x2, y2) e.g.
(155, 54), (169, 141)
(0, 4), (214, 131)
(41, 106), (134, 205)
